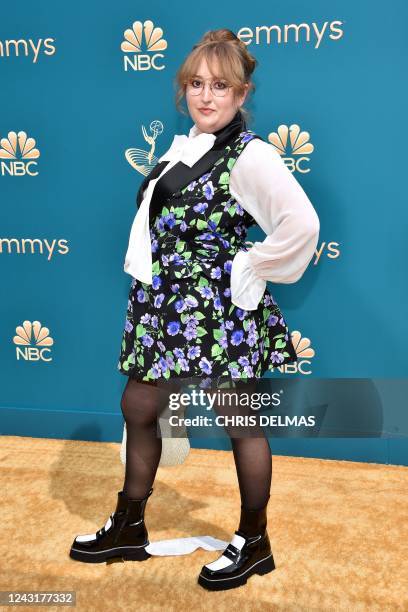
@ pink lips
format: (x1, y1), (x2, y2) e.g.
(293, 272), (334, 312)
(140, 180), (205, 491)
(199, 108), (214, 114)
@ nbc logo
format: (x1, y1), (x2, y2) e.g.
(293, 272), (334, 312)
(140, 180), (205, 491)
(121, 19), (167, 72)
(273, 330), (315, 375)
(0, 131), (40, 176)
(13, 321), (54, 362)
(268, 124), (314, 174)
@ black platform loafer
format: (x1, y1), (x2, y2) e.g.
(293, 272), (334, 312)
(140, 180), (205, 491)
(69, 487), (153, 564)
(198, 496), (275, 591)
(198, 529), (275, 591)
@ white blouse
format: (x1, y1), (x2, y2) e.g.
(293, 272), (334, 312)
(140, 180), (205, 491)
(124, 123), (320, 311)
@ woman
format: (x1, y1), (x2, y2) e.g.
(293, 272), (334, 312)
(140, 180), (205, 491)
(69, 29), (319, 591)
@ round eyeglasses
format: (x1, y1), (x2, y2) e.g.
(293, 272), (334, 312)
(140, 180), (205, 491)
(185, 78), (232, 97)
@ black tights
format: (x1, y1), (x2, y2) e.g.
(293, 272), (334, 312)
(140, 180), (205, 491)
(120, 378), (271, 510)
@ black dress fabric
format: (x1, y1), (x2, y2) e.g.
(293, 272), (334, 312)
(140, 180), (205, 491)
(117, 115), (298, 387)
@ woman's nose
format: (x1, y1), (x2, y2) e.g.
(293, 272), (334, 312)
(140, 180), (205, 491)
(200, 83), (213, 102)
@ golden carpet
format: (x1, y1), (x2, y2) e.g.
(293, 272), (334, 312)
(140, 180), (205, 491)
(1, 435), (407, 611)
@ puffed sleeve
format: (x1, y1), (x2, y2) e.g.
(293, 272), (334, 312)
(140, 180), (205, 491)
(228, 138), (320, 311)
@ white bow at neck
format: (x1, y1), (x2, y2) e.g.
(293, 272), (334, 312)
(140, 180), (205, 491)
(158, 124), (217, 168)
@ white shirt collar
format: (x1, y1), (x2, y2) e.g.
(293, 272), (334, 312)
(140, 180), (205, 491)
(159, 124), (216, 168)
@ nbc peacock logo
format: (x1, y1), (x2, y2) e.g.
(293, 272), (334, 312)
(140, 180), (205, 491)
(13, 320), (54, 362)
(268, 124), (314, 174)
(0, 131), (40, 177)
(121, 19), (167, 72)
(273, 330), (315, 375)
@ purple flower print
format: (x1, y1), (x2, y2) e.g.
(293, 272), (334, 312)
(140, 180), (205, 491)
(137, 289), (146, 303)
(167, 321), (181, 336)
(141, 334), (154, 347)
(157, 340), (165, 352)
(184, 326), (197, 340)
(203, 181), (215, 200)
(175, 299), (187, 313)
(187, 180), (198, 191)
(180, 221), (187, 232)
(164, 213), (176, 229)
(219, 335), (228, 349)
(267, 314), (279, 327)
(225, 320), (234, 330)
(178, 358), (190, 371)
(271, 351), (285, 364)
(199, 357), (212, 374)
(174, 347), (184, 359)
(125, 320), (133, 333)
(238, 356), (250, 367)
(152, 275), (162, 290)
(211, 266), (222, 280)
(264, 293), (277, 307)
(151, 315), (159, 328)
(193, 202), (208, 213)
(243, 365), (254, 377)
(166, 355), (175, 369)
(171, 283), (180, 293)
(185, 295), (198, 308)
(247, 332), (257, 347)
(154, 293), (165, 307)
(251, 351), (260, 364)
(235, 203), (245, 216)
(199, 172), (211, 184)
(187, 345), (201, 359)
(152, 364), (161, 378)
(228, 365), (240, 378)
(241, 133), (253, 144)
(231, 330), (244, 346)
(223, 260), (232, 274)
(199, 286), (213, 299)
(140, 313), (151, 324)
(224, 287), (231, 298)
(214, 296), (223, 310)
(159, 357), (168, 372)
(185, 314), (199, 326)
(235, 308), (247, 321)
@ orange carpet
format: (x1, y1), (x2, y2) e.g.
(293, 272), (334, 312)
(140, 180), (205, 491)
(1, 435), (407, 611)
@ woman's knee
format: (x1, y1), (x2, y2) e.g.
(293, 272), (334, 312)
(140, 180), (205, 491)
(120, 379), (162, 427)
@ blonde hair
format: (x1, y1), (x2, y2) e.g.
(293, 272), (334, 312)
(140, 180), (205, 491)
(174, 29), (258, 124)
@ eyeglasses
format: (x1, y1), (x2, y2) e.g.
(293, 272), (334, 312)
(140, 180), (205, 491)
(185, 78), (232, 97)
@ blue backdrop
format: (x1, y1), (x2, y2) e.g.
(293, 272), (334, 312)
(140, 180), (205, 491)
(1, 1), (407, 464)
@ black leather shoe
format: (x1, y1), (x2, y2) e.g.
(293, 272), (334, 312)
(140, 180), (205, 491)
(198, 497), (275, 591)
(69, 487), (153, 563)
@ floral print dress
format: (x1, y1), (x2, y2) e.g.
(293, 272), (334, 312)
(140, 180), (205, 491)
(117, 130), (298, 387)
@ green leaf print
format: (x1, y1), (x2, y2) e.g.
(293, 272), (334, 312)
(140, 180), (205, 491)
(174, 207), (185, 218)
(196, 327), (208, 337)
(275, 339), (286, 349)
(152, 260), (160, 276)
(219, 171), (229, 185)
(209, 211), (222, 226)
(227, 205), (236, 216)
(136, 324), (146, 338)
(227, 157), (236, 171)
(213, 329), (224, 340)
(211, 344), (223, 357)
(197, 219), (208, 230)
